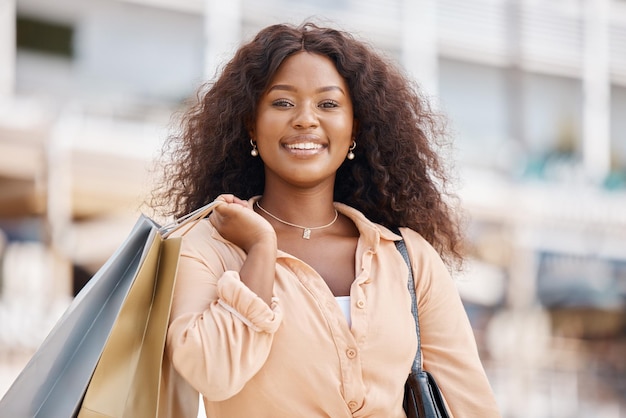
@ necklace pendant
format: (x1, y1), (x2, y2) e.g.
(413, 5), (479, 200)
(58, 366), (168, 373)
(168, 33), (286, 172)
(302, 228), (311, 239)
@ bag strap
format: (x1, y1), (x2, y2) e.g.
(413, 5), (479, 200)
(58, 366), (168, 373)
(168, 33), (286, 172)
(159, 199), (225, 238)
(393, 229), (423, 374)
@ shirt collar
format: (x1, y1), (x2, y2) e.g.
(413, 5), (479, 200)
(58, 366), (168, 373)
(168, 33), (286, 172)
(332, 202), (402, 252)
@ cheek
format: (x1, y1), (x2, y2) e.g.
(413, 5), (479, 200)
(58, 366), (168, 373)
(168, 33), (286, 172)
(334, 118), (355, 139)
(255, 113), (285, 138)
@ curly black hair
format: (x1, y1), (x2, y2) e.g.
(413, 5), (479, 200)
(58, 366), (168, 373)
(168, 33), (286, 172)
(153, 22), (464, 269)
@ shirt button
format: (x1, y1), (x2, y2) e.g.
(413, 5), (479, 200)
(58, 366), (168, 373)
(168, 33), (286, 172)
(356, 299), (365, 309)
(346, 348), (357, 359)
(348, 401), (358, 409)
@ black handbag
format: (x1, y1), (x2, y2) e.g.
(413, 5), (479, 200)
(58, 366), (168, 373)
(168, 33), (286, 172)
(395, 236), (451, 418)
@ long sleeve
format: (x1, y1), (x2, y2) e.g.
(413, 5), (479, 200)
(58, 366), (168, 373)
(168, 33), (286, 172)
(165, 222), (282, 401)
(401, 228), (501, 418)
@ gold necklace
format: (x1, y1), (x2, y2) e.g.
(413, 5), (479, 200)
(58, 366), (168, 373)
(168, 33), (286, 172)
(255, 201), (338, 239)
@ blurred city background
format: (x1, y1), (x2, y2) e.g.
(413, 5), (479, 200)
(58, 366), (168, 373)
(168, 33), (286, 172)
(0, 0), (625, 417)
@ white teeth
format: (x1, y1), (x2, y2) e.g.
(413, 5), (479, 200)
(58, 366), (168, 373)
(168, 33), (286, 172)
(286, 142), (322, 150)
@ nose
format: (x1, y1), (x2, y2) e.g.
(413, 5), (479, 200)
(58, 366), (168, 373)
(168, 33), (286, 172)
(292, 104), (318, 129)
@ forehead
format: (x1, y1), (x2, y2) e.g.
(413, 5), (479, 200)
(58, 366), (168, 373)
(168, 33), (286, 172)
(268, 52), (348, 90)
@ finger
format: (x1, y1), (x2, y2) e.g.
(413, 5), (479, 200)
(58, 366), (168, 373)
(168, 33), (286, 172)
(216, 194), (236, 203)
(215, 194), (249, 208)
(231, 196), (250, 208)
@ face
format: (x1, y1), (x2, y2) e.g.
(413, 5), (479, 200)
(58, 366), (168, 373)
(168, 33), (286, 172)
(251, 52), (356, 190)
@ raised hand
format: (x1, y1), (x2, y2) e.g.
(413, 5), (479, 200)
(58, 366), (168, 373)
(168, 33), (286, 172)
(210, 194), (277, 254)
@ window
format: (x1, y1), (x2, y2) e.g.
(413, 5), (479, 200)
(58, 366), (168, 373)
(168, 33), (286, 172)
(16, 16), (74, 58)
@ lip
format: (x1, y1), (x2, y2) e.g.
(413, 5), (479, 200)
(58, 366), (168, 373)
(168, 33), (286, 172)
(281, 134), (327, 157)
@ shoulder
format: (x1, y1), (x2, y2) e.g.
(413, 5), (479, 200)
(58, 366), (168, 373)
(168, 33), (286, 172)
(396, 227), (450, 280)
(396, 227), (439, 260)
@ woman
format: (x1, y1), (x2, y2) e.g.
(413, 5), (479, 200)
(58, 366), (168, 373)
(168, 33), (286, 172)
(157, 22), (500, 417)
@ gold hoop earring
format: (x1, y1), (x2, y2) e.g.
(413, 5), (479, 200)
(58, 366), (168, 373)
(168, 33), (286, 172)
(347, 141), (356, 160)
(250, 139), (259, 157)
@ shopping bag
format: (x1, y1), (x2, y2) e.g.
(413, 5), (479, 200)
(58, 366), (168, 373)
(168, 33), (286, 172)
(0, 216), (158, 417)
(77, 201), (222, 418)
(0, 200), (221, 418)
(77, 231), (180, 417)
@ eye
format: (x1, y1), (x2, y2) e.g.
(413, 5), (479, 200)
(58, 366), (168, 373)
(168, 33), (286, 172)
(272, 99), (294, 108)
(319, 100), (339, 109)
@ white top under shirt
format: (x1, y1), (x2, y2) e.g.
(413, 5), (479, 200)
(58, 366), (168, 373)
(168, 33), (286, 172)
(334, 296), (351, 327)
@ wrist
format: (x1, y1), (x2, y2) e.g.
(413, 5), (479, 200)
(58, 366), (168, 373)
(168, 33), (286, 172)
(246, 235), (277, 258)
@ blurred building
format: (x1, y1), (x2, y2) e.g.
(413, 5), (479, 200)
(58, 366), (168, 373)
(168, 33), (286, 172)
(1, 0), (625, 417)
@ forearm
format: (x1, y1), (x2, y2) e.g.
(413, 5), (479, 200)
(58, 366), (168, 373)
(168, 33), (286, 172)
(168, 267), (282, 401)
(168, 303), (278, 400)
(239, 239), (277, 305)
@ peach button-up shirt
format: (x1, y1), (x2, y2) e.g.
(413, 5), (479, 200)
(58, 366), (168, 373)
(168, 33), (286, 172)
(166, 201), (501, 417)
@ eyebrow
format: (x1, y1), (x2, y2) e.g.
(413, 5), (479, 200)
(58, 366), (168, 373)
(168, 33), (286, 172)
(267, 84), (346, 95)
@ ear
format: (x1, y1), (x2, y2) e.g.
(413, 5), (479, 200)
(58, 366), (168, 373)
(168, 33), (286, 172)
(245, 118), (256, 140)
(352, 119), (359, 139)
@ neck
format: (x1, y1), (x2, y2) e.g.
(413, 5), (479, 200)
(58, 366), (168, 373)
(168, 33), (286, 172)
(258, 188), (336, 227)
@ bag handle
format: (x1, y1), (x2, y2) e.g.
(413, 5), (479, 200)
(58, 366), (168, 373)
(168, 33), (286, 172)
(159, 199), (225, 239)
(394, 230), (423, 374)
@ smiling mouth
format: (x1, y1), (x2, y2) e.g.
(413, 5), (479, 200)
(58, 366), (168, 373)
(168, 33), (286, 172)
(285, 142), (324, 151)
